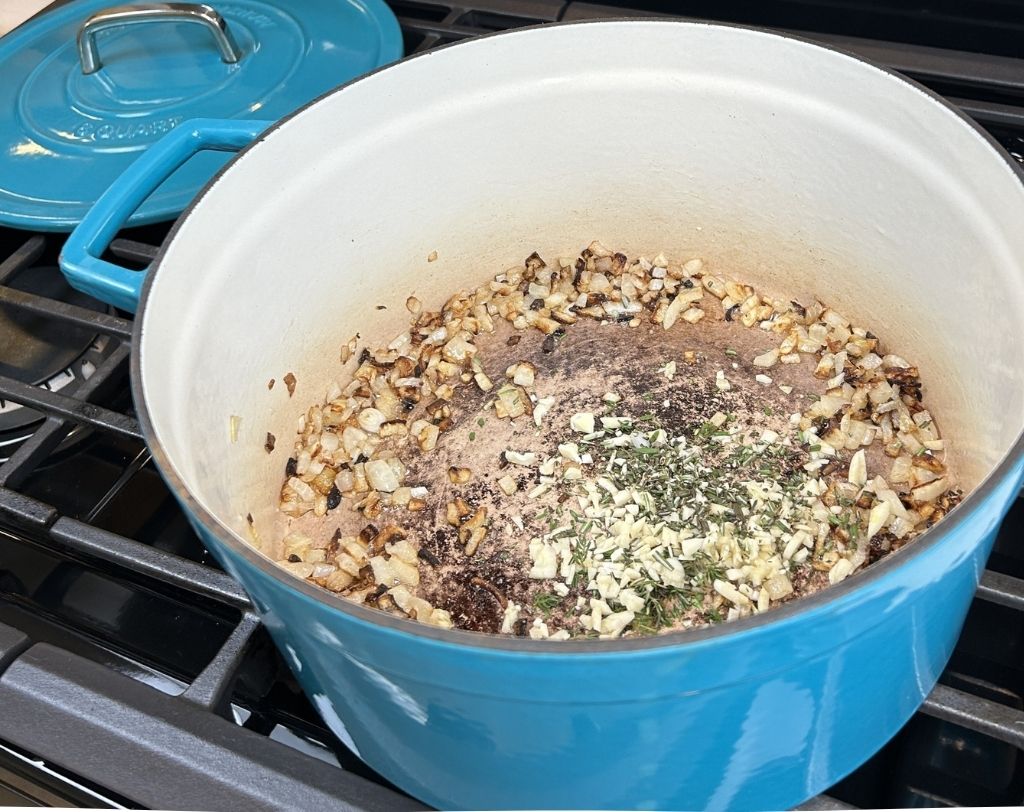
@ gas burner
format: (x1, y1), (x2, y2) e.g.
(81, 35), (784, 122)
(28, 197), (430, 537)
(0, 264), (119, 461)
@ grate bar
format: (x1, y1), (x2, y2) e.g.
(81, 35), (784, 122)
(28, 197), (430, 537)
(108, 238), (159, 264)
(0, 491), (57, 532)
(0, 375), (140, 441)
(395, 16), (485, 38)
(560, 4), (1024, 95)
(976, 569), (1024, 612)
(947, 97), (1024, 130)
(0, 417), (76, 491)
(398, 0), (563, 39)
(0, 623), (29, 676)
(0, 236), (45, 286)
(454, 0), (564, 17)
(181, 612), (261, 713)
(921, 683), (1024, 750)
(48, 518), (251, 611)
(394, 0), (563, 22)
(803, 33), (1024, 94)
(0, 286), (132, 340)
(0, 643), (423, 812)
(0, 342), (133, 489)
(410, 32), (444, 52)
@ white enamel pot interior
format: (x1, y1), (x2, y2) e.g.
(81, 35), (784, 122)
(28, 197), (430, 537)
(140, 21), (1024, 635)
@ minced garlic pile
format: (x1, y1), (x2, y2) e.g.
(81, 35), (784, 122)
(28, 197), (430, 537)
(268, 242), (958, 639)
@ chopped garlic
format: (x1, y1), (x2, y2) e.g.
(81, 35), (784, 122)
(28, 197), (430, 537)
(570, 412), (595, 433)
(365, 459), (402, 492)
(601, 611), (635, 638)
(828, 558), (854, 584)
(528, 542), (558, 579)
(533, 395), (556, 426)
(867, 500), (891, 539)
(504, 450), (538, 466)
(500, 602), (521, 634)
(528, 482), (550, 499)
(848, 449), (867, 487)
(558, 442), (582, 463)
(713, 579), (750, 607)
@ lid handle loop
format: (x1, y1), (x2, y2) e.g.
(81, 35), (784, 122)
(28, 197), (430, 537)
(77, 2), (242, 75)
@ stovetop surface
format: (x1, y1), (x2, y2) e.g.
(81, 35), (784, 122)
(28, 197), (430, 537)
(1, 1), (1024, 808)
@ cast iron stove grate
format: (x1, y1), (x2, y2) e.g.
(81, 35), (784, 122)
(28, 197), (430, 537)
(1, 1), (1024, 808)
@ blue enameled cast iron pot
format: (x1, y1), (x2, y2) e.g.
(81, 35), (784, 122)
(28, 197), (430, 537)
(60, 21), (1024, 810)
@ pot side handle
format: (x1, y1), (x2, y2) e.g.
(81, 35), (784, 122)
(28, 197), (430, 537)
(59, 118), (273, 313)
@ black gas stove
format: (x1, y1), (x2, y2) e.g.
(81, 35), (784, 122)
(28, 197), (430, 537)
(1, 1), (1024, 808)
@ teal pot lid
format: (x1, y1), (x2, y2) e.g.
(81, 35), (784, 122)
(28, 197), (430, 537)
(0, 0), (402, 231)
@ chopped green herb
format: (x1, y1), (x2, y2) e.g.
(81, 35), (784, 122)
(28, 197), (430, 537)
(469, 431), (476, 441)
(533, 592), (561, 616)
(477, 417), (486, 427)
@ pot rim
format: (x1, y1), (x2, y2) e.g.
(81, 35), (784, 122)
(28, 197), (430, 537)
(131, 17), (1024, 654)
